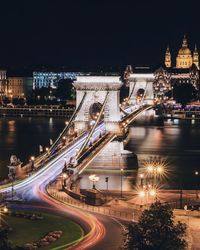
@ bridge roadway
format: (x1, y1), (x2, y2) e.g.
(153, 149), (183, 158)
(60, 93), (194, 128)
(0, 104), (151, 249)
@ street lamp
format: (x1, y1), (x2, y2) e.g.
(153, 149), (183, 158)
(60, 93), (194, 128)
(147, 164), (164, 187)
(30, 156), (35, 161)
(30, 156), (35, 171)
(105, 177), (109, 192)
(195, 171), (199, 200)
(120, 168), (124, 198)
(62, 172), (67, 188)
(139, 173), (144, 187)
(138, 186), (156, 205)
(0, 207), (8, 227)
(89, 174), (99, 189)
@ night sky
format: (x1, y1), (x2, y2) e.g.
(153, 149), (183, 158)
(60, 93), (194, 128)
(0, 0), (200, 71)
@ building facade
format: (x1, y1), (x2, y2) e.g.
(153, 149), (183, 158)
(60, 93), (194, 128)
(6, 77), (33, 99)
(33, 72), (79, 89)
(125, 36), (200, 102)
(165, 35), (199, 70)
(0, 70), (7, 97)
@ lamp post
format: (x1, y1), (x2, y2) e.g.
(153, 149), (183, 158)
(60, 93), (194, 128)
(62, 172), (67, 188)
(30, 156), (35, 171)
(120, 168), (124, 199)
(139, 173), (144, 187)
(146, 163), (163, 201)
(171, 86), (174, 100)
(195, 171), (199, 200)
(0, 206), (8, 227)
(139, 186), (156, 205)
(105, 177), (109, 192)
(89, 174), (99, 189)
(9, 172), (16, 201)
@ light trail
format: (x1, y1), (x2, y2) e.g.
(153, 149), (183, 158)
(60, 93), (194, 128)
(0, 104), (143, 249)
(0, 123), (105, 193)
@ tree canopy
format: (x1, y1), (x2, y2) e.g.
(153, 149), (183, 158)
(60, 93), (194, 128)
(55, 78), (75, 100)
(125, 202), (187, 250)
(0, 228), (12, 250)
(171, 83), (197, 106)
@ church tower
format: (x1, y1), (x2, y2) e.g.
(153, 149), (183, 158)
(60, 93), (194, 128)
(193, 44), (199, 69)
(176, 35), (193, 68)
(165, 46), (171, 68)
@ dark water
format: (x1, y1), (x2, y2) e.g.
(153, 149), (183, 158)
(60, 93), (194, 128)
(0, 117), (65, 179)
(126, 119), (200, 189)
(0, 117), (200, 189)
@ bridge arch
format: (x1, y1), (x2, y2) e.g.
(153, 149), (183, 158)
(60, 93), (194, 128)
(128, 73), (154, 105)
(89, 102), (103, 120)
(73, 76), (123, 133)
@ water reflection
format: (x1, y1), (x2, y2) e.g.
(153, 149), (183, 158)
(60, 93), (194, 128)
(0, 117), (200, 189)
(0, 117), (65, 179)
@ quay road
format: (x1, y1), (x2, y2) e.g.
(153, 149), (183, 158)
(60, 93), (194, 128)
(0, 104), (151, 249)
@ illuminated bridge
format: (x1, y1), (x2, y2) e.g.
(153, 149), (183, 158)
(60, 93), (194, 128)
(0, 75), (153, 196)
(0, 74), (154, 249)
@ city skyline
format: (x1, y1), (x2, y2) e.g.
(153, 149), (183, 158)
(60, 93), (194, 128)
(1, 2), (200, 250)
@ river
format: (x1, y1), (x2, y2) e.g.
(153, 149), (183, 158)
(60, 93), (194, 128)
(0, 117), (200, 189)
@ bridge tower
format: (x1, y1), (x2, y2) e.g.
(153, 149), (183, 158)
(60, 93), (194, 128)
(73, 76), (123, 133)
(128, 72), (154, 105)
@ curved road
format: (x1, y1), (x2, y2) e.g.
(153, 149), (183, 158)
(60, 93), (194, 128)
(0, 122), (125, 249)
(0, 105), (142, 249)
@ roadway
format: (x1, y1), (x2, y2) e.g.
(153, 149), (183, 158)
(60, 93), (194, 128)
(0, 103), (150, 249)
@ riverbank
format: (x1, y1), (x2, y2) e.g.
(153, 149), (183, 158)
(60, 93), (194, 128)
(0, 106), (74, 118)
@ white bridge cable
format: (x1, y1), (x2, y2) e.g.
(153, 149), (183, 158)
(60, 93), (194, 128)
(76, 91), (109, 161)
(120, 106), (129, 116)
(140, 82), (148, 104)
(49, 92), (87, 154)
(127, 81), (136, 101)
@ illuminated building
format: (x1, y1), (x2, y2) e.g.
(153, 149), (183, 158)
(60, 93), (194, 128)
(0, 70), (7, 98)
(7, 77), (33, 98)
(165, 35), (199, 69)
(33, 72), (79, 89)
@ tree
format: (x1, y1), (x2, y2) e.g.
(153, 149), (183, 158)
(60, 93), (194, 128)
(173, 84), (197, 106)
(0, 228), (12, 250)
(55, 79), (75, 101)
(125, 202), (187, 250)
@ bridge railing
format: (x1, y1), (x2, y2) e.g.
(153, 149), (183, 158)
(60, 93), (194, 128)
(47, 185), (141, 222)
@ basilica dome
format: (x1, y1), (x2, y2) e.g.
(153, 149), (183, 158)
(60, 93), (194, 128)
(176, 36), (193, 68)
(178, 47), (192, 56)
(177, 36), (192, 56)
(165, 35), (199, 69)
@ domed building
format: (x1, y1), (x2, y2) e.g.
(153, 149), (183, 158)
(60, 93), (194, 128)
(165, 35), (199, 69)
(160, 35), (200, 92)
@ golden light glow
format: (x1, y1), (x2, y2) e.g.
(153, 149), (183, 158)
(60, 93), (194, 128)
(89, 174), (99, 182)
(149, 189), (156, 197)
(147, 165), (153, 173)
(157, 166), (163, 173)
(3, 207), (8, 213)
(62, 173), (67, 179)
(142, 156), (169, 180)
(139, 173), (144, 178)
(139, 191), (145, 197)
(30, 156), (35, 161)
